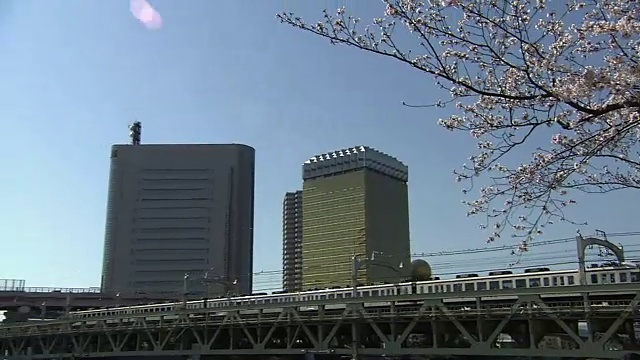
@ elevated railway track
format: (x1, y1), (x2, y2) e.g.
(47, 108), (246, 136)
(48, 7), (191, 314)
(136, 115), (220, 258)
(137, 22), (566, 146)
(1, 284), (640, 359)
(0, 281), (176, 323)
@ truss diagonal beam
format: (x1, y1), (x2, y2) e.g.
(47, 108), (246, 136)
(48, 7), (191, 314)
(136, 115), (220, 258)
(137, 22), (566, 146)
(287, 325), (302, 349)
(205, 313), (232, 349)
(105, 332), (117, 351)
(365, 317), (389, 344)
(69, 335), (80, 353)
(397, 301), (431, 345)
(232, 312), (257, 347)
(595, 292), (639, 347)
(321, 306), (351, 347)
(481, 298), (525, 349)
(10, 338), (25, 355)
(437, 303), (478, 345)
(140, 319), (162, 350)
(159, 324), (179, 350)
(259, 310), (287, 347)
(31, 335), (54, 355)
(189, 326), (204, 347)
(115, 331), (132, 352)
(532, 296), (585, 347)
(288, 308), (319, 348)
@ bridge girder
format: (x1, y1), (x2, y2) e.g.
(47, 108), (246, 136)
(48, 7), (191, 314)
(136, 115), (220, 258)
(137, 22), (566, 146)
(0, 292), (639, 359)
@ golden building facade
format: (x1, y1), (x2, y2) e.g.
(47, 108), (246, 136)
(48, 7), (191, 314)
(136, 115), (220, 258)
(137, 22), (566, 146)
(301, 146), (411, 289)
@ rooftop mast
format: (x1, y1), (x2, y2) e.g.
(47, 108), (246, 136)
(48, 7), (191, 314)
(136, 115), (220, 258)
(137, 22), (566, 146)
(129, 121), (142, 145)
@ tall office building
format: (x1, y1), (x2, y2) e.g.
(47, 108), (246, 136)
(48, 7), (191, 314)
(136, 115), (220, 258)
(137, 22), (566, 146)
(282, 191), (303, 292)
(101, 144), (255, 298)
(301, 146), (411, 289)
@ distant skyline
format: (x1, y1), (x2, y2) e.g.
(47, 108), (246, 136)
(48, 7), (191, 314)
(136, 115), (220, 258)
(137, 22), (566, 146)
(0, 0), (639, 293)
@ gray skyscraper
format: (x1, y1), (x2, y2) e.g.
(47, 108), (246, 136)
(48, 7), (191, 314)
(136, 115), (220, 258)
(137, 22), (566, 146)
(282, 191), (303, 292)
(101, 144), (255, 298)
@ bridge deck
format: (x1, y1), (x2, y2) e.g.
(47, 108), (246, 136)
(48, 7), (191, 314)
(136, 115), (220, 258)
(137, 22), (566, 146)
(0, 284), (639, 359)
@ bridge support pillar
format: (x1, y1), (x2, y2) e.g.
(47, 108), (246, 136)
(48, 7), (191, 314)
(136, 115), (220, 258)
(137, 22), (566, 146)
(624, 320), (637, 344)
(2, 308), (24, 323)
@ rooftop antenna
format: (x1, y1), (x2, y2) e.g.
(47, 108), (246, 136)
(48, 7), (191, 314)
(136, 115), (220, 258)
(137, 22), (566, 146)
(129, 121), (142, 145)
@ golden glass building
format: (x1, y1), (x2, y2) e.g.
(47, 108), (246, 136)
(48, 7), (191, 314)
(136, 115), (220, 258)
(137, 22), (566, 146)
(301, 146), (411, 289)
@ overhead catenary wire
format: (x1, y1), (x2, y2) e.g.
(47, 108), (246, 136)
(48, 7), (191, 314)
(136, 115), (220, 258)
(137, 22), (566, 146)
(252, 252), (640, 292)
(173, 232), (640, 295)
(411, 231), (640, 258)
(251, 255), (639, 293)
(254, 236), (640, 289)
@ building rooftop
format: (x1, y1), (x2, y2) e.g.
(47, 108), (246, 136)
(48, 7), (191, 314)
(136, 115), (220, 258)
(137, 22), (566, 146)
(302, 145), (408, 182)
(113, 143), (255, 149)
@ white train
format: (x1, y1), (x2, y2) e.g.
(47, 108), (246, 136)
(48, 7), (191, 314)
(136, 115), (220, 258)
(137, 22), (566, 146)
(67, 264), (640, 320)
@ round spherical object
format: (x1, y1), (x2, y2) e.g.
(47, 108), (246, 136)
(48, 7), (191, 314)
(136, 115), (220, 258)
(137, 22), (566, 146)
(410, 259), (432, 281)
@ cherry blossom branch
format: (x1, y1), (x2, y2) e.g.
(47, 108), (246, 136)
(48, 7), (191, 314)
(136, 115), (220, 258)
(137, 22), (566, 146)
(278, 0), (640, 245)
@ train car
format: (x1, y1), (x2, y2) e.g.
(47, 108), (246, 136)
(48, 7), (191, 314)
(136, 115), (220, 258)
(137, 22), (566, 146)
(67, 265), (640, 319)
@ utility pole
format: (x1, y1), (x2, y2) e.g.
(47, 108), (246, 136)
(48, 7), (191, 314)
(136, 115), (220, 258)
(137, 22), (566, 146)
(350, 254), (363, 360)
(183, 269), (239, 305)
(576, 229), (625, 285)
(351, 251), (403, 294)
(350, 251), (403, 360)
(204, 277), (239, 297)
(182, 273), (189, 308)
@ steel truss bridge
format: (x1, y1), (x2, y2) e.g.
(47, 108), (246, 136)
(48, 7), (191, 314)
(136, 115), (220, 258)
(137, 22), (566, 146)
(0, 284), (639, 359)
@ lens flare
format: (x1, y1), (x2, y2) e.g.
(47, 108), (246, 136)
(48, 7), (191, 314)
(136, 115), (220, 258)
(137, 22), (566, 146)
(130, 0), (162, 30)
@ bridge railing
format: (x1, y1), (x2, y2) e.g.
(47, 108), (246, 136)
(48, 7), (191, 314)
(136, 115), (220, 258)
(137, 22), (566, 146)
(0, 279), (26, 292)
(0, 286), (178, 299)
(0, 279), (103, 294)
(20, 287), (102, 294)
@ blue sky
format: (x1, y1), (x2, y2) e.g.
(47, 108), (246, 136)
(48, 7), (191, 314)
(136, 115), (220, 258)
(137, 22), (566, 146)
(0, 0), (638, 292)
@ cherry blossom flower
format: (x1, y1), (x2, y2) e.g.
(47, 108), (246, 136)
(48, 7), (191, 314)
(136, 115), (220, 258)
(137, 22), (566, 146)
(278, 0), (640, 246)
